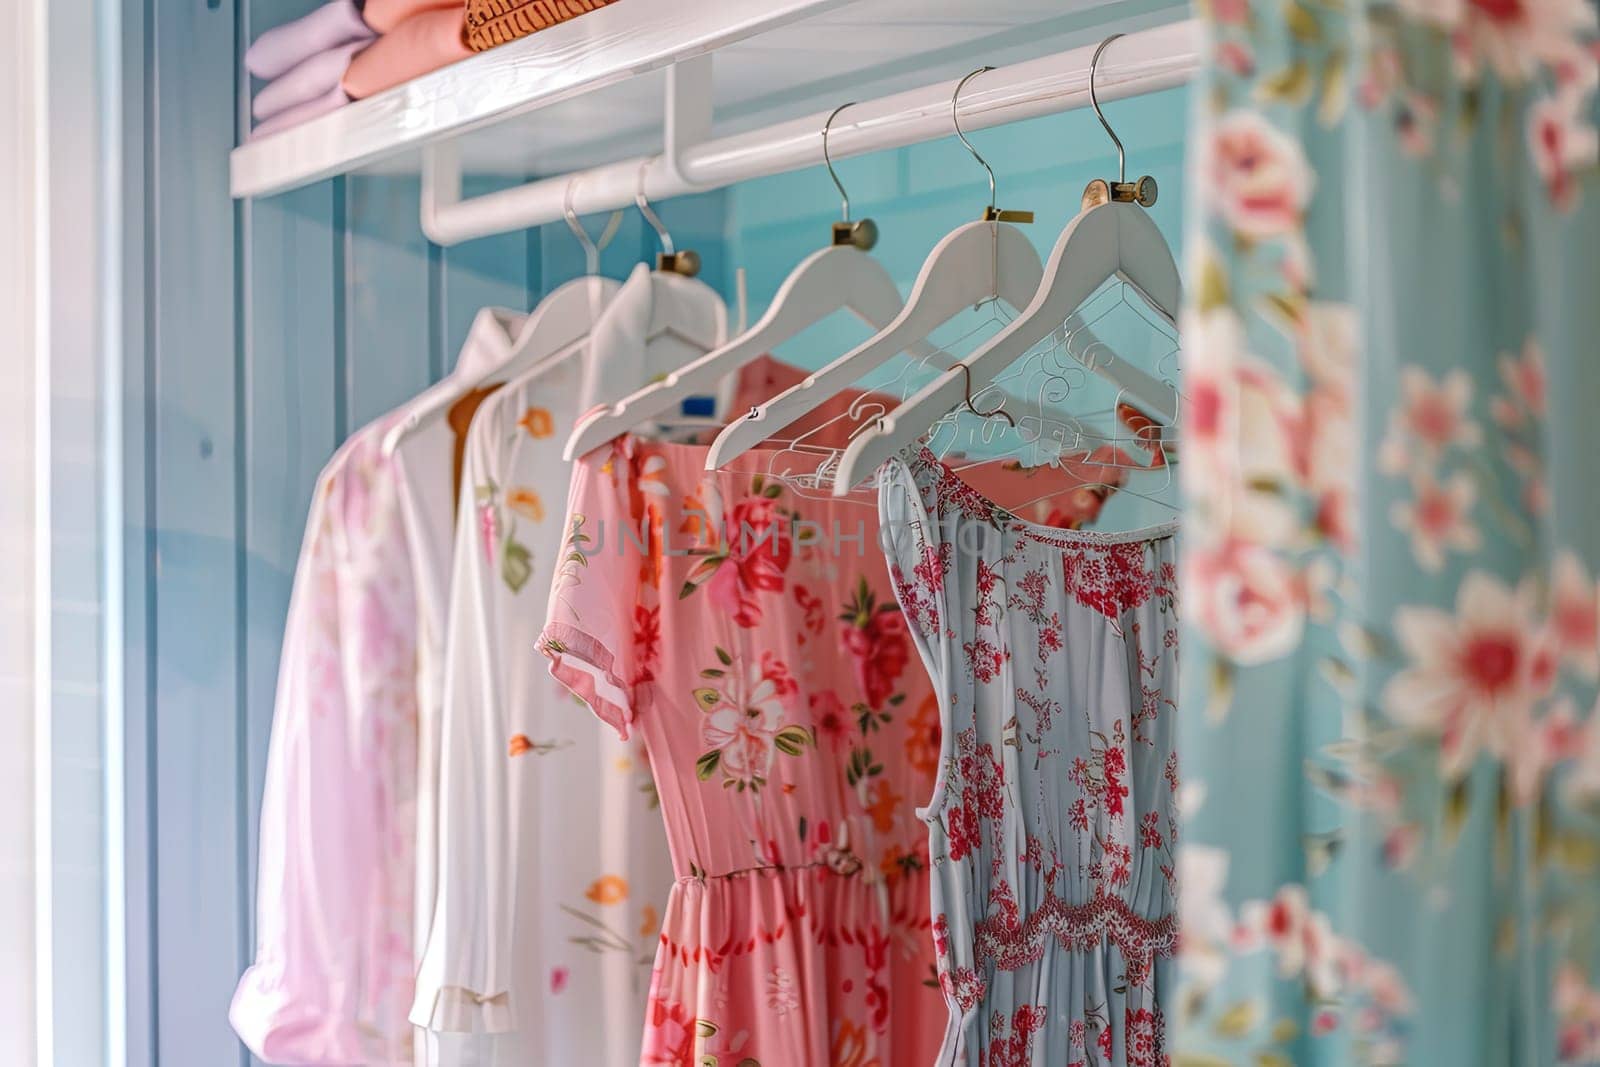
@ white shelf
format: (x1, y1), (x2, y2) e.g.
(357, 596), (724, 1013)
(230, 0), (1186, 198)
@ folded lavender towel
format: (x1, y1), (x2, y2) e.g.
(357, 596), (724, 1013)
(252, 39), (367, 122)
(245, 0), (374, 81)
(251, 86), (351, 139)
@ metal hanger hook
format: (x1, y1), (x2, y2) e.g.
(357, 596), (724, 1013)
(958, 361), (1016, 428)
(952, 66), (998, 213)
(1089, 34), (1127, 184)
(635, 159), (675, 257)
(564, 176), (623, 276)
(822, 102), (857, 223)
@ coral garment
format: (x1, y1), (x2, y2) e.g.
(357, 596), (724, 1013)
(879, 447), (1181, 1067)
(541, 436), (944, 1067)
(342, 7), (470, 100)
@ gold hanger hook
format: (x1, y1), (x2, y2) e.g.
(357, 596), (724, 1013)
(636, 160), (701, 276)
(823, 102), (879, 250)
(953, 67), (1033, 224)
(1081, 34), (1159, 210)
(952, 66), (998, 214)
(564, 175), (623, 276)
(1089, 34), (1127, 184)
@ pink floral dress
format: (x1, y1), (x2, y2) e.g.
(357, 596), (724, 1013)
(879, 446), (1181, 1067)
(540, 436), (944, 1067)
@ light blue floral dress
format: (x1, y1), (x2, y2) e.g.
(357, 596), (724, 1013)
(879, 446), (1182, 1067)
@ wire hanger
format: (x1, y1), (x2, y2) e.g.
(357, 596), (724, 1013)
(563, 101), (934, 460)
(705, 65), (1051, 471)
(380, 175), (624, 456)
(831, 34), (1183, 494)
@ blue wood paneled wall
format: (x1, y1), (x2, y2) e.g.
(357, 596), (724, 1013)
(125, 4), (729, 1065)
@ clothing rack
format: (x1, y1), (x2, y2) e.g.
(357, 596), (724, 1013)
(230, 0), (1198, 245)
(421, 19), (1198, 245)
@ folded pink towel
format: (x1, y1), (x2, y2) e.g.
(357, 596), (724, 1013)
(341, 8), (470, 100)
(245, 0), (374, 81)
(252, 39), (367, 121)
(251, 86), (351, 139)
(363, 0), (463, 35)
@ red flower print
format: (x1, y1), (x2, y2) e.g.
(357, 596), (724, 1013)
(932, 913), (952, 962)
(1009, 565), (1048, 621)
(1125, 1005), (1166, 1067)
(633, 604), (661, 680)
(1068, 798), (1089, 832)
(1097, 1021), (1114, 1057)
(977, 1003), (1045, 1067)
(1140, 810), (1165, 850)
(838, 577), (911, 709)
(976, 557), (1002, 598)
(955, 728), (1006, 820)
(793, 583), (825, 638)
(1102, 744), (1130, 820)
(914, 542), (950, 592)
(1037, 617), (1064, 659)
(704, 495), (793, 627)
(1063, 542), (1158, 620)
(947, 800), (981, 862)
(760, 649), (799, 698)
(641, 996), (695, 1067)
(964, 636), (1004, 683)
(810, 690), (849, 748)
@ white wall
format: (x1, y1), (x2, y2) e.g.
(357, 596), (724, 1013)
(0, 0), (116, 1063)
(0, 0), (43, 1060)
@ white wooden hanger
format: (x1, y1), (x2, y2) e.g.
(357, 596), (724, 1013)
(833, 36), (1183, 493)
(628, 159), (729, 358)
(380, 178), (623, 455)
(564, 103), (932, 461)
(705, 66), (1049, 471)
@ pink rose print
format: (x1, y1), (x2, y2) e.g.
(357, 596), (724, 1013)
(1199, 110), (1315, 240)
(838, 577), (911, 710)
(477, 500), (498, 564)
(1527, 91), (1597, 212)
(1389, 470), (1480, 572)
(703, 494), (793, 627)
(1383, 572), (1556, 780)
(694, 653), (812, 791)
(1187, 536), (1307, 665)
(1378, 367), (1481, 474)
(1550, 550), (1600, 678)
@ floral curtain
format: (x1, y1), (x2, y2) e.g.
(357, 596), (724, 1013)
(1177, 0), (1599, 1062)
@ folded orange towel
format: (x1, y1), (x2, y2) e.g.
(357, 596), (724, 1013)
(464, 0), (616, 52)
(362, 0), (462, 35)
(341, 8), (470, 100)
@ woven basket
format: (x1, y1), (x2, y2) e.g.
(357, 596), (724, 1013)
(463, 0), (617, 51)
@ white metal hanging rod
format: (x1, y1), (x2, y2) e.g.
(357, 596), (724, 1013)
(420, 17), (1198, 246)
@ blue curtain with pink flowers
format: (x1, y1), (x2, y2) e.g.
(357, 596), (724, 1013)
(1176, 0), (1600, 1063)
